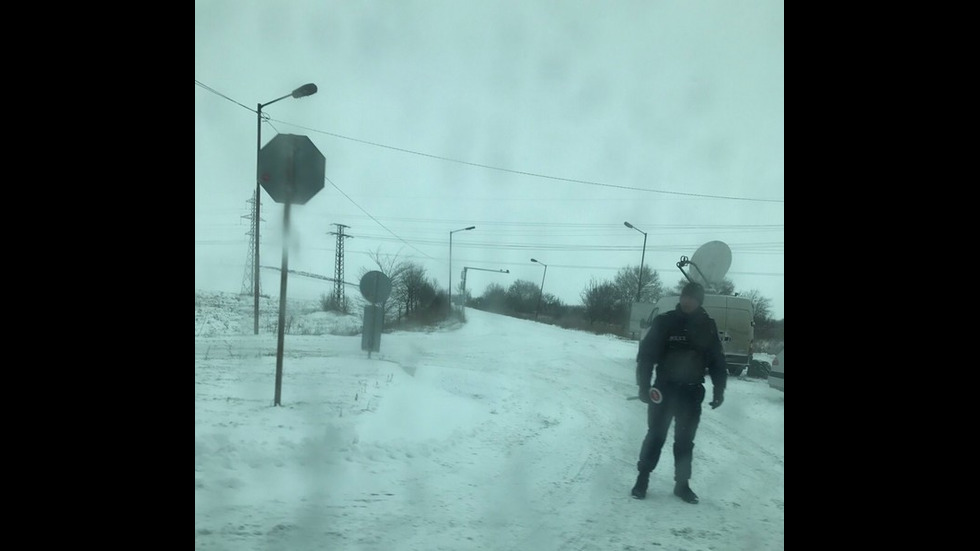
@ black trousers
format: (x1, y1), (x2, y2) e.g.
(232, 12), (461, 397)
(636, 382), (705, 482)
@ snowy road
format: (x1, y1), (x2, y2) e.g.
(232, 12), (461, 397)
(195, 305), (784, 550)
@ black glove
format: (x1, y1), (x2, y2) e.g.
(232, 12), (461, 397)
(638, 385), (652, 404)
(709, 388), (724, 409)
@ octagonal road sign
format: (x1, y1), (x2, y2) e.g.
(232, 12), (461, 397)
(359, 271), (392, 304)
(258, 134), (326, 205)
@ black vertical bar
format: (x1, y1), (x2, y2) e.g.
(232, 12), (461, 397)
(254, 103), (262, 335)
(274, 202), (291, 406)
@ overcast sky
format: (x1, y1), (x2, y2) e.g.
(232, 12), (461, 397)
(195, 0), (784, 319)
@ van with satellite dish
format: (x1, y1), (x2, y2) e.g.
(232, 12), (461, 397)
(636, 241), (756, 376)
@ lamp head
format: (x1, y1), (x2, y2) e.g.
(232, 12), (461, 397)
(292, 83), (318, 98)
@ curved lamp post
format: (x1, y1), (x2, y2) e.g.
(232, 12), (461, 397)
(624, 221), (648, 303)
(253, 83), (318, 335)
(531, 258), (548, 321)
(449, 226), (475, 310)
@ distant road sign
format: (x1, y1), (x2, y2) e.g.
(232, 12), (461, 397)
(359, 271), (392, 304)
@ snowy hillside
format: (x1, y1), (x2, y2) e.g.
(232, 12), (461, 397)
(195, 290), (362, 337)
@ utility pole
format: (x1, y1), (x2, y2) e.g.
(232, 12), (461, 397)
(328, 224), (353, 312)
(624, 221), (648, 303)
(254, 82), (319, 336)
(531, 258), (548, 321)
(449, 226), (476, 311)
(240, 194), (262, 296)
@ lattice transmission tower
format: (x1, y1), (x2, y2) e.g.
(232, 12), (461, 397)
(328, 223), (353, 312)
(240, 194), (262, 296)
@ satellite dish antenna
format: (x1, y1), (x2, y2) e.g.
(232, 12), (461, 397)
(680, 241), (732, 292)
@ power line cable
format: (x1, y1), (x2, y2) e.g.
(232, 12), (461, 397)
(195, 80), (254, 112)
(195, 80), (784, 204)
(312, 214), (783, 230)
(324, 176), (435, 260)
(290, 121), (781, 203)
(337, 249), (785, 277)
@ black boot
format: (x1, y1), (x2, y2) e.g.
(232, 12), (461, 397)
(631, 471), (650, 499)
(673, 481), (699, 504)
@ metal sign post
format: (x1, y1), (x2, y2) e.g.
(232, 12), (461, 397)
(258, 133), (326, 406)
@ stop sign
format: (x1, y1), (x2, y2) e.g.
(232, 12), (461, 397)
(258, 134), (325, 205)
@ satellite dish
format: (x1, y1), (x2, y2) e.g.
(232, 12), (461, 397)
(687, 241), (732, 291)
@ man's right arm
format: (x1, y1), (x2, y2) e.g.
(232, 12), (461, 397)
(635, 317), (661, 388)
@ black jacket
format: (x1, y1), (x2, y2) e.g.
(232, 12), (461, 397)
(636, 304), (727, 391)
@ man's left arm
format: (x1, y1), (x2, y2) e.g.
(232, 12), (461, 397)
(706, 319), (727, 408)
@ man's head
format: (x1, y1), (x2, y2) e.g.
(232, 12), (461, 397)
(679, 282), (705, 313)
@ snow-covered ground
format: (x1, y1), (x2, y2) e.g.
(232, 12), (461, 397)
(195, 290), (784, 550)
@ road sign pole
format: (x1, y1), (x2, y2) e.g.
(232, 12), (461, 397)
(254, 103), (263, 335)
(257, 133), (325, 407)
(273, 202), (291, 406)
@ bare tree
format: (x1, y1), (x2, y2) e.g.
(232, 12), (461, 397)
(581, 278), (625, 326)
(539, 292), (563, 318)
(362, 247), (413, 319)
(740, 289), (774, 324)
(506, 279), (540, 315)
(400, 264), (429, 316)
(472, 282), (509, 313)
(363, 247), (412, 283)
(614, 264), (664, 304)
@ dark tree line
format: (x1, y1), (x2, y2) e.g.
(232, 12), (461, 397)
(323, 255), (781, 339)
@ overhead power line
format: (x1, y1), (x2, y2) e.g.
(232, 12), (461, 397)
(195, 79), (784, 204)
(288, 122), (782, 203)
(324, 176), (434, 260)
(338, 250), (785, 277)
(311, 214), (784, 231)
(195, 80), (254, 112)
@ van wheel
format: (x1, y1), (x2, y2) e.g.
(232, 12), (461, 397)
(746, 360), (771, 379)
(727, 365), (744, 377)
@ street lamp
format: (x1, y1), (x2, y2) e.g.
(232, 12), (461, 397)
(531, 258), (548, 321)
(449, 226), (476, 310)
(624, 221), (648, 303)
(253, 83), (318, 334)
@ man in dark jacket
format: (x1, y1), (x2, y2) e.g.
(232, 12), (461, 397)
(630, 281), (727, 503)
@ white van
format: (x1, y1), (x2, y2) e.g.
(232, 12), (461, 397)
(768, 346), (784, 391)
(639, 293), (755, 376)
